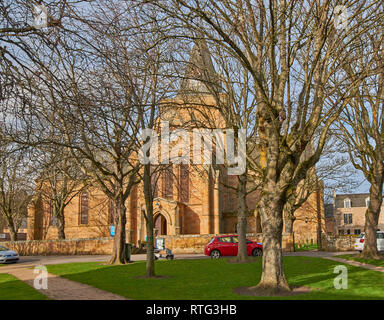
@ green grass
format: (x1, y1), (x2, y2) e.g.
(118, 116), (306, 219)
(336, 254), (384, 267)
(0, 273), (50, 300)
(294, 244), (319, 251)
(46, 256), (384, 300)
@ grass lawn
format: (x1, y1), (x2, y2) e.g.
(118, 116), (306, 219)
(0, 273), (49, 300)
(294, 244), (319, 251)
(336, 254), (384, 267)
(46, 256), (384, 300)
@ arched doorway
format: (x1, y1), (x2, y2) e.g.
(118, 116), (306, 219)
(154, 213), (167, 235)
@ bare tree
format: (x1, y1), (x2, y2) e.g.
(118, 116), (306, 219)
(2, 2), (140, 264)
(283, 136), (360, 249)
(160, 36), (262, 262)
(0, 0), (78, 101)
(0, 146), (33, 241)
(3, 1), (177, 266)
(337, 17), (384, 259)
(153, 0), (383, 293)
(33, 146), (87, 239)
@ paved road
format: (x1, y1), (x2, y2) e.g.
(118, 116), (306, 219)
(1, 250), (357, 269)
(2, 253), (208, 269)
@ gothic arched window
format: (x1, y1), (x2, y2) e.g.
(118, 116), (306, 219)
(179, 164), (189, 203)
(79, 191), (89, 225)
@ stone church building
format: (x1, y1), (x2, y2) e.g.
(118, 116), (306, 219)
(27, 40), (324, 246)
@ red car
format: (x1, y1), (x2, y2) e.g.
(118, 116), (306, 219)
(204, 235), (263, 259)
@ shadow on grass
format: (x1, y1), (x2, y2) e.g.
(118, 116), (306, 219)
(45, 256), (384, 300)
(336, 254), (384, 268)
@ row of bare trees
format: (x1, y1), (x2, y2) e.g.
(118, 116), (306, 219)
(1, 0), (384, 293)
(1, 0), (179, 276)
(150, 0), (384, 293)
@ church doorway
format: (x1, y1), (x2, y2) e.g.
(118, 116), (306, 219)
(154, 213), (167, 235)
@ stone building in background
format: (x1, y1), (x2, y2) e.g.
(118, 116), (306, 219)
(333, 192), (384, 235)
(27, 40), (324, 247)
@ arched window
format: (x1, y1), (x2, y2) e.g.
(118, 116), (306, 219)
(179, 164), (189, 203)
(48, 200), (56, 226)
(79, 191), (89, 225)
(162, 166), (173, 200)
(150, 165), (159, 199)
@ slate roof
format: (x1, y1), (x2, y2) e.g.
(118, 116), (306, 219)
(335, 193), (371, 208)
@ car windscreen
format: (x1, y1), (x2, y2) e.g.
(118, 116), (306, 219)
(357, 233), (365, 238)
(207, 237), (215, 245)
(0, 246), (8, 251)
(377, 233), (384, 239)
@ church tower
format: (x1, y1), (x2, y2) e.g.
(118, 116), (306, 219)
(178, 38), (221, 96)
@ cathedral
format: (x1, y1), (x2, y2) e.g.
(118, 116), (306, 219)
(27, 40), (324, 246)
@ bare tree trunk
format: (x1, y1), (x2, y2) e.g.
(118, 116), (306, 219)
(236, 173), (248, 262)
(284, 215), (296, 252)
(56, 206), (65, 240)
(7, 221), (17, 241)
(109, 196), (127, 264)
(361, 179), (383, 260)
(283, 201), (295, 235)
(254, 195), (291, 294)
(144, 163), (156, 277)
(145, 213), (155, 277)
(316, 189), (322, 251)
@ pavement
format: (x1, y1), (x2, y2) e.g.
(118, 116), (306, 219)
(1, 250), (382, 300)
(283, 250), (357, 258)
(4, 250), (356, 269)
(2, 253), (208, 269)
(4, 266), (128, 300)
(325, 256), (384, 272)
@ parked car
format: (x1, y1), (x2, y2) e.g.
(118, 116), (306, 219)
(0, 246), (19, 263)
(354, 231), (384, 252)
(204, 235), (263, 259)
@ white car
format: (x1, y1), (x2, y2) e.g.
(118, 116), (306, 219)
(0, 245), (19, 263)
(354, 231), (384, 252)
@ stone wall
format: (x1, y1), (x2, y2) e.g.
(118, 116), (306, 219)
(1, 237), (113, 256)
(2, 233), (296, 256)
(321, 234), (358, 252)
(160, 233), (294, 254)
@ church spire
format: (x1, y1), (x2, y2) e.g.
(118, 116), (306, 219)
(179, 38), (221, 96)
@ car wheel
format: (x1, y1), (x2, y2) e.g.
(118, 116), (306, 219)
(210, 250), (221, 259)
(252, 248), (262, 257)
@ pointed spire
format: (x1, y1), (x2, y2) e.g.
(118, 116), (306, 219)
(179, 38), (221, 96)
